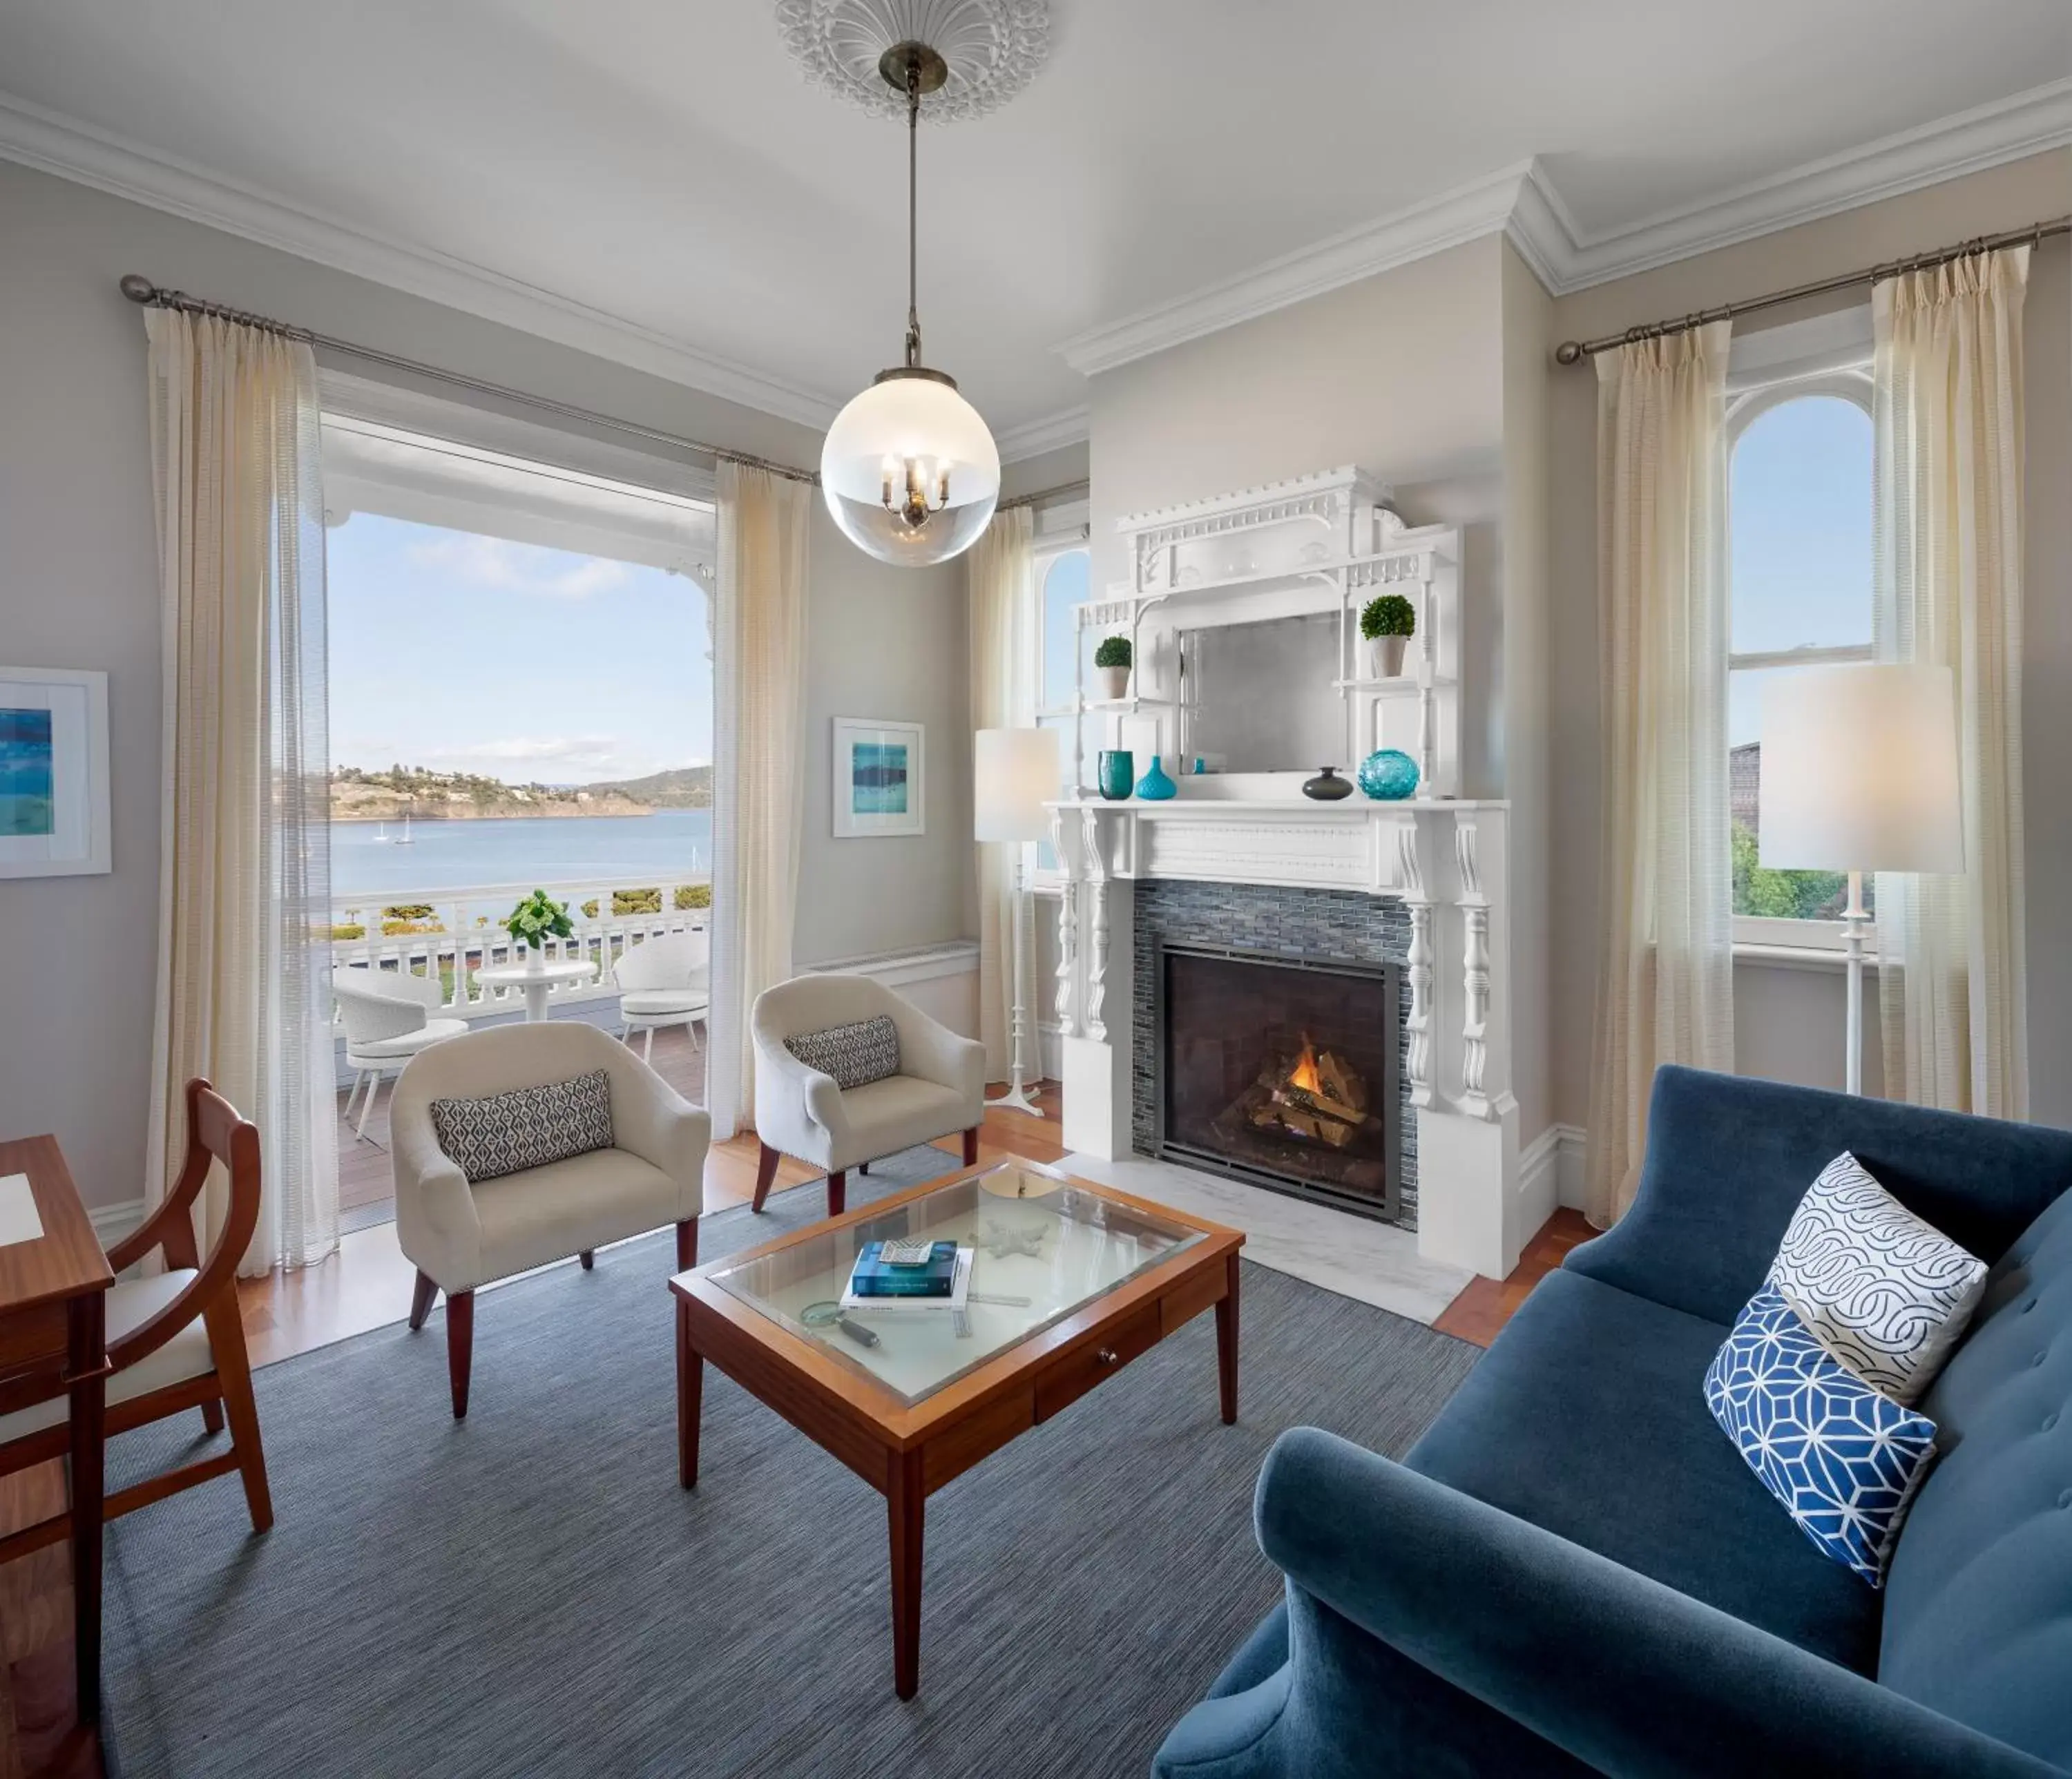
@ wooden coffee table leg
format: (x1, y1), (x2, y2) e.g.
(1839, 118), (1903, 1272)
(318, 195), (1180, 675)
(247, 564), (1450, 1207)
(1216, 1253), (1240, 1425)
(888, 1448), (925, 1699)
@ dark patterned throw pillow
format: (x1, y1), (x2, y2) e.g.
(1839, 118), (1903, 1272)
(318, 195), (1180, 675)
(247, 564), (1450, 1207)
(430, 1068), (615, 1184)
(784, 1014), (901, 1090)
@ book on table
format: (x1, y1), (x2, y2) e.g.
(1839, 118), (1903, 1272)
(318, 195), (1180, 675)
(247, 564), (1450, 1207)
(843, 1241), (974, 1314)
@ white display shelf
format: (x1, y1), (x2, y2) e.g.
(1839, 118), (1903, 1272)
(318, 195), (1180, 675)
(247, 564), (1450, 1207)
(1332, 673), (1455, 695)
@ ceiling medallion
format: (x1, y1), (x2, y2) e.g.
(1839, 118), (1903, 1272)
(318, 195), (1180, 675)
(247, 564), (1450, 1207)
(775, 0), (1050, 124)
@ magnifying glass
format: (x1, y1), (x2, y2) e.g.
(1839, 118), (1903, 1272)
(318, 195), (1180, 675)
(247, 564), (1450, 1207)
(800, 1300), (881, 1347)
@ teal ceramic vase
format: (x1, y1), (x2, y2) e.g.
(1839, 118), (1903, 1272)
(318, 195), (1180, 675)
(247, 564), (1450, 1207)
(1357, 747), (1420, 800)
(1097, 749), (1135, 801)
(1135, 756), (1176, 800)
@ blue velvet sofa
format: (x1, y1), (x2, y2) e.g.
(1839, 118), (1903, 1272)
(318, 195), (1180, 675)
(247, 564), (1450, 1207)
(1154, 1065), (2072, 1778)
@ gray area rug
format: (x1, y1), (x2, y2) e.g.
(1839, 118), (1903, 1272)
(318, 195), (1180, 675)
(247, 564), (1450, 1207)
(99, 1144), (1479, 1779)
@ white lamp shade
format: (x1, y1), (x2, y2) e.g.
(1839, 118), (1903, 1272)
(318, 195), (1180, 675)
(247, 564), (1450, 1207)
(974, 729), (1059, 843)
(1758, 664), (1964, 874)
(821, 374), (1000, 567)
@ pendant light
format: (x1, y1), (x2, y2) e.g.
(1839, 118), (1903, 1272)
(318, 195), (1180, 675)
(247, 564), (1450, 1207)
(819, 41), (999, 566)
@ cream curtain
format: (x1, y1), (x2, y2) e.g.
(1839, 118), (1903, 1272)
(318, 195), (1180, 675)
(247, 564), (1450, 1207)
(1872, 246), (2030, 1117)
(708, 461), (811, 1141)
(968, 506), (1037, 1081)
(144, 309), (337, 1275)
(1586, 320), (1736, 1227)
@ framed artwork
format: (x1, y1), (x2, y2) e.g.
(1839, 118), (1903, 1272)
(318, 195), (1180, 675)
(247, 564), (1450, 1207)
(832, 718), (925, 838)
(0, 667), (110, 878)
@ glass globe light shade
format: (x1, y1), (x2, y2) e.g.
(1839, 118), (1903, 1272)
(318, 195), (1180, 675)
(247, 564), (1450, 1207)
(821, 369), (1000, 566)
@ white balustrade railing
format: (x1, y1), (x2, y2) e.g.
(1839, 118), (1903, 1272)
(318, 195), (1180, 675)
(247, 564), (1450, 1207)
(328, 876), (709, 1018)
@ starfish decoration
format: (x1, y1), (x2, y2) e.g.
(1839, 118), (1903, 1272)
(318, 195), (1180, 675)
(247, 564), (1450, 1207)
(978, 1218), (1046, 1260)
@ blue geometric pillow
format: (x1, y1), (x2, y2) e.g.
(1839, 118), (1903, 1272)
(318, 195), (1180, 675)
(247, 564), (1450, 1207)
(1704, 1285), (1939, 1587)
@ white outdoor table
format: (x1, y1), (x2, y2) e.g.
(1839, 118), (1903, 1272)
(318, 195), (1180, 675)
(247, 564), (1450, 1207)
(475, 957), (596, 1023)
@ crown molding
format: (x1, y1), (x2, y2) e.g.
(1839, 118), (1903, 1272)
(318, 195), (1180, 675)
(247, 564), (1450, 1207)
(1056, 162), (1544, 376)
(1057, 81), (2072, 374)
(1543, 77), (2072, 293)
(0, 88), (844, 431)
(993, 403), (1088, 463)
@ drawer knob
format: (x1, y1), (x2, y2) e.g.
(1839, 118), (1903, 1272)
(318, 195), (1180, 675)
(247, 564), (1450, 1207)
(1096, 1346), (1119, 1366)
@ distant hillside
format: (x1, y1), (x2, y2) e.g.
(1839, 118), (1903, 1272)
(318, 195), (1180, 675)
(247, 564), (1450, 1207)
(581, 765), (712, 809)
(332, 762), (706, 822)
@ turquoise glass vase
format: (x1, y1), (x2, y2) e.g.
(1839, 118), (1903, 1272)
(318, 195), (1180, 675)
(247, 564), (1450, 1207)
(1097, 749), (1135, 801)
(1134, 756), (1176, 800)
(1357, 747), (1419, 800)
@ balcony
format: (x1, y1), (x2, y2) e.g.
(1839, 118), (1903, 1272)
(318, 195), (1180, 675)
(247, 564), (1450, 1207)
(330, 875), (709, 1231)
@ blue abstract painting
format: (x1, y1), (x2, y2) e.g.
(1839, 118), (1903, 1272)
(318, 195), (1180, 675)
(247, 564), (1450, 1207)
(0, 708), (53, 837)
(850, 740), (910, 816)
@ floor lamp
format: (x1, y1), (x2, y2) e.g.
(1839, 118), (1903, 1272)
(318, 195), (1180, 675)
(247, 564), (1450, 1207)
(1758, 663), (1965, 1095)
(975, 727), (1061, 1117)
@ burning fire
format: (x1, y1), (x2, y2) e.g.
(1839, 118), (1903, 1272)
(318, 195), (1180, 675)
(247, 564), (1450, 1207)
(1287, 1037), (1322, 1097)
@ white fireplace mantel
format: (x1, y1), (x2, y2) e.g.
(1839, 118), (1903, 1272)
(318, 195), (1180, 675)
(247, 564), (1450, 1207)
(1047, 794), (1524, 1280)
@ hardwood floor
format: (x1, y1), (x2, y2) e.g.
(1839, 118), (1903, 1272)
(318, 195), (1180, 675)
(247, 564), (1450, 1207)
(1432, 1209), (1599, 1346)
(1, 1065), (1567, 1776)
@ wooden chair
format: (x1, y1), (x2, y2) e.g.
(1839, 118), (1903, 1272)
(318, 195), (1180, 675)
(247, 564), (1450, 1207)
(0, 1079), (273, 1555)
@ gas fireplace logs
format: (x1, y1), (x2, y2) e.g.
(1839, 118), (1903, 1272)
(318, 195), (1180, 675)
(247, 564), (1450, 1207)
(1216, 1037), (1376, 1152)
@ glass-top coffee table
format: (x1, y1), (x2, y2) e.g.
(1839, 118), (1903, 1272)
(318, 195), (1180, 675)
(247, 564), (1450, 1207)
(669, 1157), (1244, 1698)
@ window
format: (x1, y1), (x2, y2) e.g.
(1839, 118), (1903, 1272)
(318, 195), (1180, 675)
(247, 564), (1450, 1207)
(1726, 353), (1874, 945)
(1031, 506), (1091, 871)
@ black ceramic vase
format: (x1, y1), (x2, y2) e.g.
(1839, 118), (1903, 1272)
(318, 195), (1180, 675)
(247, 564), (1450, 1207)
(1302, 767), (1352, 801)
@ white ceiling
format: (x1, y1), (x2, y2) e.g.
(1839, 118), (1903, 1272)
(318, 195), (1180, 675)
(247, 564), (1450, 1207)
(1, 1), (2066, 452)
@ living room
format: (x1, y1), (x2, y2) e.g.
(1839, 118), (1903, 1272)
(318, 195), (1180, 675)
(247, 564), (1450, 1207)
(1, 5), (2068, 1776)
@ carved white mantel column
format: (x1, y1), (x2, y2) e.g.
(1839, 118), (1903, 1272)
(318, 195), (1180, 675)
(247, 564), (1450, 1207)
(1396, 823), (1436, 1109)
(1050, 807), (1078, 1040)
(1080, 805), (1111, 1044)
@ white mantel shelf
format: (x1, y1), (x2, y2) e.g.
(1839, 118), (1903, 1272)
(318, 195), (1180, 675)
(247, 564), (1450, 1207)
(1046, 792), (1522, 1283)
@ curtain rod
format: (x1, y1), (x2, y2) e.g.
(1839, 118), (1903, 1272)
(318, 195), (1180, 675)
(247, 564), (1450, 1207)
(1553, 214), (2070, 365)
(119, 274), (1091, 517)
(997, 477), (1089, 513)
(118, 273), (821, 484)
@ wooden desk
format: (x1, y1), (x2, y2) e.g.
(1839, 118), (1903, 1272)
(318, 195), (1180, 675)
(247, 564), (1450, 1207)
(0, 1137), (113, 1726)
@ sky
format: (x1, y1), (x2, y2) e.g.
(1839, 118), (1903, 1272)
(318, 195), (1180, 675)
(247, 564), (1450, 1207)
(1727, 392), (1873, 746)
(327, 513), (713, 785)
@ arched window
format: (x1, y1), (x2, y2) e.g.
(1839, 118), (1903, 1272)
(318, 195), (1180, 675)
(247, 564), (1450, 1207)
(1726, 372), (1873, 936)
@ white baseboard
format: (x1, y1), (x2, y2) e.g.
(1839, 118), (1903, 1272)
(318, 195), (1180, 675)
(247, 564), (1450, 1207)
(1553, 1124), (1589, 1211)
(1517, 1125), (1561, 1240)
(1515, 1122), (1591, 1240)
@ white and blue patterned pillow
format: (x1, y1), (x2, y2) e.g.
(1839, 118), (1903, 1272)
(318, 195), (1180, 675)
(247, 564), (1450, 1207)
(1705, 1284), (1938, 1587)
(1769, 1152), (1987, 1405)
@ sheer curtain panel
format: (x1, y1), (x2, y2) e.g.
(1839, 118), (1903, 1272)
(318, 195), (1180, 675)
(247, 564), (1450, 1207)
(967, 506), (1036, 1081)
(1586, 321), (1736, 1227)
(707, 461), (810, 1141)
(1872, 246), (2031, 1117)
(144, 309), (337, 1274)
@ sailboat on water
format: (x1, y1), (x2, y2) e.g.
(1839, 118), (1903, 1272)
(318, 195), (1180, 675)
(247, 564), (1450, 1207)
(395, 808), (416, 846)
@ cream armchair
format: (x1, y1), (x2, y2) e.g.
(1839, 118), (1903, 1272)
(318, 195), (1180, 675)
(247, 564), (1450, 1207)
(389, 1021), (709, 1418)
(749, 974), (986, 1218)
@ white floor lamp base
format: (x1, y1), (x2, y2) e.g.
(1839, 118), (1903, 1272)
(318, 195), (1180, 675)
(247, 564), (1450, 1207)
(986, 1079), (1046, 1117)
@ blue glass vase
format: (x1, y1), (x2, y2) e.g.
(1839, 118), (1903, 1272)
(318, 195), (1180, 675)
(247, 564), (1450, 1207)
(1134, 756), (1176, 800)
(1357, 747), (1419, 800)
(1097, 749), (1135, 801)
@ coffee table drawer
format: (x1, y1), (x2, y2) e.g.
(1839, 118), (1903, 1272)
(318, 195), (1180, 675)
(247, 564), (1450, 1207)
(1034, 1301), (1161, 1422)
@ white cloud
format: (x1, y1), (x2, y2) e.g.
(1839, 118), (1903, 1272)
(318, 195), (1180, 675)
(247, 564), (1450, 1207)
(405, 533), (631, 599)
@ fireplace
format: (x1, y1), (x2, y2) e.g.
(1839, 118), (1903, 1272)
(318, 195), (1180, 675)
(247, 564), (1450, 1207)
(1152, 940), (1401, 1220)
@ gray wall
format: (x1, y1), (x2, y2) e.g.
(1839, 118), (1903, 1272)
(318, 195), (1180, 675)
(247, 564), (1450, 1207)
(1546, 148), (2072, 1133)
(1083, 235), (1554, 1148)
(0, 157), (972, 1209)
